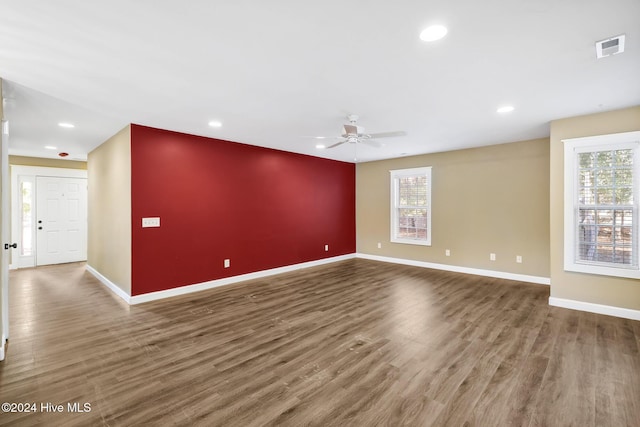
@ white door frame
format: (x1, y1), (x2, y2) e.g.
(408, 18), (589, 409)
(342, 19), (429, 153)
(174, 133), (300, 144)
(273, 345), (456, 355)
(11, 166), (87, 269)
(1, 119), (9, 361)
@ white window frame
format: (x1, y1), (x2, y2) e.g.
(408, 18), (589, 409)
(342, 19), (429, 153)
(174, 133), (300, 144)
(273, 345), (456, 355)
(563, 131), (640, 279)
(390, 166), (432, 246)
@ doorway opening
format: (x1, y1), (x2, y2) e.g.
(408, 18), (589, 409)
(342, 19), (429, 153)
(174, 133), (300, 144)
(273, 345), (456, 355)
(11, 166), (87, 269)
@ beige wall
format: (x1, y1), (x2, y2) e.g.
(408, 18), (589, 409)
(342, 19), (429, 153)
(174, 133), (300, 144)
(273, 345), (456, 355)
(357, 138), (550, 278)
(88, 125), (132, 295)
(9, 155), (86, 170)
(550, 106), (640, 310)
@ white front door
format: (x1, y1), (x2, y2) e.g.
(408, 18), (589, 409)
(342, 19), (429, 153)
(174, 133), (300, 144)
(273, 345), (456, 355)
(36, 176), (87, 266)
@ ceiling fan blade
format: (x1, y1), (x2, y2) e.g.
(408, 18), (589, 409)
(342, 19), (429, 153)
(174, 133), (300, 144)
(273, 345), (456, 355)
(306, 135), (341, 140)
(366, 131), (407, 138)
(361, 139), (382, 148)
(327, 140), (347, 149)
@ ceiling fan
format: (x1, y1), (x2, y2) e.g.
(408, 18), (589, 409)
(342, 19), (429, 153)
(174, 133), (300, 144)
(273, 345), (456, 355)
(315, 115), (407, 149)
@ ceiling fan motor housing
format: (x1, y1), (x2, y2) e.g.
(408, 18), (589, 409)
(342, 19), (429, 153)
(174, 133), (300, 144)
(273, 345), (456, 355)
(343, 124), (366, 136)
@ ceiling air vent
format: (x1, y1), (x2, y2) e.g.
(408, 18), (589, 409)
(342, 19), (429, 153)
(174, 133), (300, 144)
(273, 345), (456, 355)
(596, 34), (625, 58)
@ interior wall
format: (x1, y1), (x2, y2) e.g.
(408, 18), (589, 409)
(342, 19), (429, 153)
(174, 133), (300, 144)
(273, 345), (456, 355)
(0, 78), (5, 354)
(9, 155), (86, 169)
(87, 125), (132, 295)
(357, 138), (550, 278)
(550, 106), (640, 310)
(130, 124), (356, 295)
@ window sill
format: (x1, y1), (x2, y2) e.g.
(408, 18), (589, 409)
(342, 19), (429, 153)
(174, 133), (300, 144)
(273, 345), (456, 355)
(564, 262), (640, 280)
(390, 238), (432, 246)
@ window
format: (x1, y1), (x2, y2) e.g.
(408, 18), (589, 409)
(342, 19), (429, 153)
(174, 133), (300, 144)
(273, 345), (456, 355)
(20, 180), (34, 257)
(390, 167), (432, 246)
(563, 131), (640, 279)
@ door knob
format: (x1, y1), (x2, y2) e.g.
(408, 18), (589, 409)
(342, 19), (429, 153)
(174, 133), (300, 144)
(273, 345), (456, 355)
(4, 243), (17, 250)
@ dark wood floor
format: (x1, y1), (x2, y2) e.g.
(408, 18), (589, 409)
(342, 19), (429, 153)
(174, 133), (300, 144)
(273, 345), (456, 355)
(0, 259), (638, 426)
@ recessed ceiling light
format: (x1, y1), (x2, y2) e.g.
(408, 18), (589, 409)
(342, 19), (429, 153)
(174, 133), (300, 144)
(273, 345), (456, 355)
(58, 122), (75, 128)
(208, 120), (222, 128)
(420, 25), (448, 42)
(45, 146), (57, 150)
(497, 105), (515, 114)
(315, 144), (326, 149)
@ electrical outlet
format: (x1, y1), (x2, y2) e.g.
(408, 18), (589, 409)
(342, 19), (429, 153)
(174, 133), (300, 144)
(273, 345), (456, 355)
(324, 244), (329, 251)
(142, 217), (160, 228)
(377, 242), (382, 249)
(516, 255), (523, 263)
(490, 253), (496, 261)
(445, 249), (451, 256)
(224, 259), (230, 268)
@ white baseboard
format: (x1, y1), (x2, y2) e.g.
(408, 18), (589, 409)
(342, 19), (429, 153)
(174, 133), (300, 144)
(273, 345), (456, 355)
(356, 253), (551, 285)
(1, 333), (6, 361)
(89, 252), (553, 306)
(549, 297), (640, 321)
(86, 255), (640, 321)
(130, 254), (356, 304)
(88, 254), (356, 305)
(86, 265), (132, 304)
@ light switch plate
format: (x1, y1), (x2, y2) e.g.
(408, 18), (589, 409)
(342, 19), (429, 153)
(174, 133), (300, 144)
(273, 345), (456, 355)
(142, 217), (160, 228)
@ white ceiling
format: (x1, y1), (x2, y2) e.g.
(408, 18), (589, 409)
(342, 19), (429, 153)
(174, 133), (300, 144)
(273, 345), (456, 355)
(1, 0), (639, 163)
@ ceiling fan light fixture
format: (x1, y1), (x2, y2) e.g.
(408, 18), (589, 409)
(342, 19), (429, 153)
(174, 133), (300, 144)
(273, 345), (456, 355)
(420, 25), (448, 42)
(312, 114), (406, 151)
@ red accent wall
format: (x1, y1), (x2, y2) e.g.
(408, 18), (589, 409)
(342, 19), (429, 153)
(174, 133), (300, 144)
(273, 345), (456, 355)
(130, 124), (355, 295)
